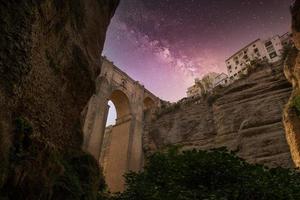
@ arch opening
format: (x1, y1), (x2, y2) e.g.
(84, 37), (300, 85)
(106, 100), (117, 127)
(100, 89), (132, 192)
(110, 90), (130, 119)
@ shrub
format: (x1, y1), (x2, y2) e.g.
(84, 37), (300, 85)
(155, 103), (181, 119)
(292, 95), (300, 116)
(282, 43), (295, 62)
(115, 147), (300, 200)
(207, 93), (221, 106)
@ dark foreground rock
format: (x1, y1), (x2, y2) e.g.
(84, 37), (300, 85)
(0, 1), (119, 199)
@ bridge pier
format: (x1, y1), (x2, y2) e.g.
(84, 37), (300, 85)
(82, 58), (161, 192)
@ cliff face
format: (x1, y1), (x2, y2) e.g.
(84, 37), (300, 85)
(0, 0), (119, 151)
(283, 1), (300, 167)
(0, 0), (118, 199)
(145, 63), (294, 168)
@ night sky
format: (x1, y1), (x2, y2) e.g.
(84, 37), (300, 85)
(103, 0), (293, 102)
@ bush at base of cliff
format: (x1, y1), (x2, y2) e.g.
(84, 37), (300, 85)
(114, 147), (300, 200)
(292, 95), (300, 116)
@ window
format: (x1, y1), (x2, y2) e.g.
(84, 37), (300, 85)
(235, 67), (237, 70)
(253, 44), (256, 47)
(269, 52), (277, 58)
(235, 60), (239, 65)
(243, 55), (249, 60)
(229, 70), (232, 73)
(267, 46), (274, 52)
(227, 65), (232, 69)
(263, 56), (267, 60)
(234, 73), (237, 77)
(230, 76), (233, 80)
(254, 48), (259, 53)
(265, 41), (272, 47)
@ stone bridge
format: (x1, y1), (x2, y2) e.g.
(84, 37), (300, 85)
(82, 57), (161, 192)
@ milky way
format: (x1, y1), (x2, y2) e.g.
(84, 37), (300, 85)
(103, 0), (293, 102)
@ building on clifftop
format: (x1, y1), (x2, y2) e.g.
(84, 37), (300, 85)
(226, 32), (292, 82)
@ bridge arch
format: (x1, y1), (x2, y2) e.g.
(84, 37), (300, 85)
(83, 58), (161, 192)
(101, 89), (133, 192)
(109, 89), (131, 119)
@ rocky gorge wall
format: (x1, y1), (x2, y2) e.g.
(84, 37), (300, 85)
(0, 1), (119, 199)
(283, 0), (300, 168)
(144, 62), (294, 168)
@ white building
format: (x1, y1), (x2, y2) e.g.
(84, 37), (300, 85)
(226, 33), (291, 81)
(186, 72), (224, 97)
(213, 73), (228, 87)
(187, 82), (202, 97)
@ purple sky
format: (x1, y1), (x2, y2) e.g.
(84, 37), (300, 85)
(103, 0), (292, 102)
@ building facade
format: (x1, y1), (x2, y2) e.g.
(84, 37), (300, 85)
(213, 73), (228, 87)
(186, 32), (292, 98)
(226, 32), (291, 81)
(187, 78), (203, 97)
(186, 72), (224, 97)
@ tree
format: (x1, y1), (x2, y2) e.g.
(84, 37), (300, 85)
(114, 147), (300, 200)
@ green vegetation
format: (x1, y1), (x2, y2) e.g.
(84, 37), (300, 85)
(155, 103), (181, 119)
(284, 45), (299, 70)
(112, 147), (300, 200)
(292, 95), (300, 116)
(282, 44), (296, 62)
(206, 93), (222, 106)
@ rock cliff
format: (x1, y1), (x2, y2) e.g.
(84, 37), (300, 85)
(0, 0), (118, 199)
(145, 62), (294, 168)
(283, 0), (300, 167)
